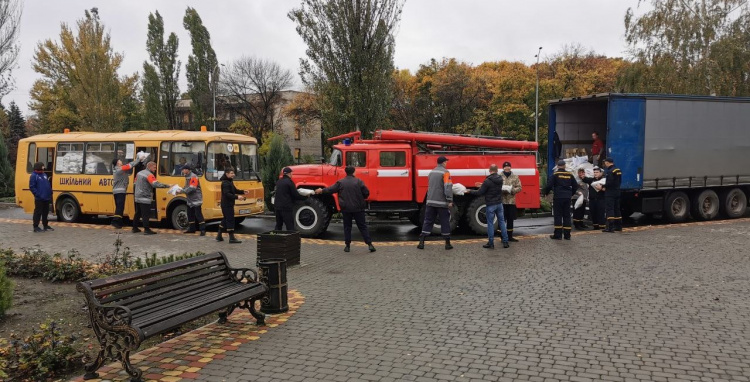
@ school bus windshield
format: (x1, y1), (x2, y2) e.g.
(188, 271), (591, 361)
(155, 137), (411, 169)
(205, 142), (259, 181)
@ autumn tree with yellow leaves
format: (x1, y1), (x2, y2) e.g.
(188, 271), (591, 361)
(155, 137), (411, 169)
(29, 8), (138, 133)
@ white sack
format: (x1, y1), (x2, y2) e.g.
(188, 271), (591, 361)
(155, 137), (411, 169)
(167, 185), (183, 196)
(502, 185), (513, 193)
(297, 188), (315, 196)
(574, 194), (584, 209)
(452, 183), (467, 195)
(136, 151), (150, 162)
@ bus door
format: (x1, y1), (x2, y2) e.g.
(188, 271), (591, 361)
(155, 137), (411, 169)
(133, 146), (159, 221)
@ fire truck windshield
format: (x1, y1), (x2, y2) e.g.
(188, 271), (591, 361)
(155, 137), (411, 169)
(329, 149), (342, 166)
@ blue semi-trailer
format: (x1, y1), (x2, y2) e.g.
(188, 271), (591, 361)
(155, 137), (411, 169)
(548, 93), (750, 223)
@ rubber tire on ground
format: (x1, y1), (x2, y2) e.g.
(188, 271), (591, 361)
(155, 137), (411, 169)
(56, 197), (81, 223)
(418, 203), (459, 235)
(293, 198), (330, 238)
(664, 191), (691, 223)
(719, 188), (748, 219)
(464, 196), (497, 235)
(690, 189), (720, 221)
(234, 216), (246, 225)
(170, 203), (189, 230)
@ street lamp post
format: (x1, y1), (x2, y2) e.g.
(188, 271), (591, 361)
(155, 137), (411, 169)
(534, 46), (542, 163)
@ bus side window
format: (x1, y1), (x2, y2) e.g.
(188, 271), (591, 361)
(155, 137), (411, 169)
(27, 143), (36, 173)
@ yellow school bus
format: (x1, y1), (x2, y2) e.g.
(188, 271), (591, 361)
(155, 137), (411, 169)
(14, 130), (264, 229)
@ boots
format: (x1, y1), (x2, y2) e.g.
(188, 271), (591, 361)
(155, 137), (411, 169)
(614, 219), (623, 232)
(507, 231), (518, 242)
(417, 235), (425, 249)
(216, 226), (224, 241)
(184, 223), (197, 234)
(483, 241), (494, 249)
(602, 221), (614, 233)
(368, 244), (376, 252)
(228, 232), (242, 244)
(199, 223), (206, 236)
(563, 227), (571, 240)
(550, 227), (562, 240)
(444, 237), (453, 250)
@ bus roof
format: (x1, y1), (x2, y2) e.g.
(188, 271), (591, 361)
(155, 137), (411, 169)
(19, 130), (258, 144)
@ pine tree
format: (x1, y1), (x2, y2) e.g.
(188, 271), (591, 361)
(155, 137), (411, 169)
(0, 128), (14, 197)
(261, 134), (294, 209)
(6, 101), (23, 168)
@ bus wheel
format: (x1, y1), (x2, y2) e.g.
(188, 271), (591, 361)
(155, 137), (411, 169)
(664, 191), (690, 223)
(56, 197), (81, 223)
(407, 211), (421, 226)
(294, 198), (329, 238)
(719, 188), (747, 219)
(465, 196), (496, 235)
(170, 204), (189, 230)
(691, 189), (720, 221)
(234, 217), (246, 225)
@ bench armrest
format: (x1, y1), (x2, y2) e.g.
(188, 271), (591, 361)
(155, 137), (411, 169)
(77, 282), (133, 329)
(92, 304), (134, 329)
(229, 267), (259, 283)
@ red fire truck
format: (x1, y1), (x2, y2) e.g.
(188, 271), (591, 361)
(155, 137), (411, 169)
(285, 130), (541, 237)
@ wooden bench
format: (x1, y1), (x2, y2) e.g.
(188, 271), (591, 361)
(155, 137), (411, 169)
(77, 252), (268, 381)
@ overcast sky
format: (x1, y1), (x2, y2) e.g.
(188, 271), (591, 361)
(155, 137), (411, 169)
(8, 0), (644, 115)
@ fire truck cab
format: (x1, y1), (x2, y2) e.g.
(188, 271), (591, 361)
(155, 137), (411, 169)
(286, 130), (541, 237)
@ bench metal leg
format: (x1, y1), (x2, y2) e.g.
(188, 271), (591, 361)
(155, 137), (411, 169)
(248, 298), (266, 326)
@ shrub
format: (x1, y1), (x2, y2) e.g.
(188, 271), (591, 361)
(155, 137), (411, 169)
(42, 251), (88, 282)
(0, 321), (84, 381)
(540, 199), (552, 212)
(0, 262), (12, 317)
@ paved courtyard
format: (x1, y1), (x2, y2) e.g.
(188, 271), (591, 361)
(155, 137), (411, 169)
(2, 208), (750, 381)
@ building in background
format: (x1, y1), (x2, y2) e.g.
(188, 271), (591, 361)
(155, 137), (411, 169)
(176, 90), (322, 163)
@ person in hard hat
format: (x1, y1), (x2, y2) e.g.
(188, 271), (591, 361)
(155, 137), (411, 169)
(544, 160), (577, 240)
(499, 161), (522, 242)
(274, 167), (308, 231)
(417, 156), (454, 250)
(315, 166), (376, 253)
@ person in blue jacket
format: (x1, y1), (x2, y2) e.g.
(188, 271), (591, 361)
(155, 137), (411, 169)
(29, 162), (54, 233)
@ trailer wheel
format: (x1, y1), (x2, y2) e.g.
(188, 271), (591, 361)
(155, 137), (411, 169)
(719, 188), (747, 219)
(418, 203), (459, 235)
(293, 198), (330, 238)
(465, 197), (497, 235)
(690, 189), (720, 221)
(664, 191), (691, 223)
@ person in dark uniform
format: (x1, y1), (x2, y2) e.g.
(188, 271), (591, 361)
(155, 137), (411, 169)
(544, 160), (577, 240)
(315, 166), (376, 253)
(216, 167), (248, 244)
(274, 167), (308, 231)
(582, 166), (606, 230)
(572, 168), (589, 230)
(601, 157), (622, 232)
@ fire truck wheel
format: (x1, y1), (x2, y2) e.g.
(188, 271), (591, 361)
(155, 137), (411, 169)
(418, 204), (459, 234)
(465, 196), (497, 235)
(293, 198), (330, 237)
